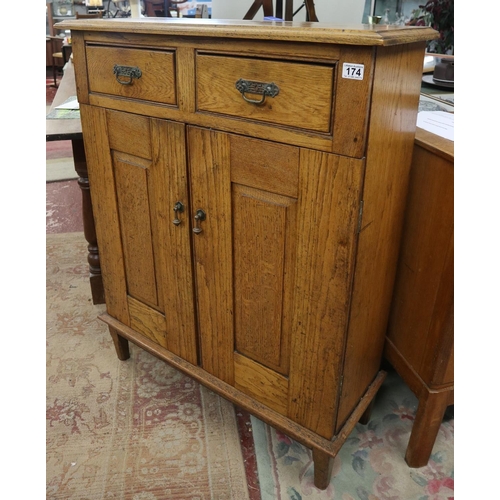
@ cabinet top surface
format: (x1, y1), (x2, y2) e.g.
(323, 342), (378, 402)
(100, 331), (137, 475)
(55, 18), (437, 46)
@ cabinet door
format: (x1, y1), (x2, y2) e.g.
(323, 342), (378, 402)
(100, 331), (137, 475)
(188, 127), (365, 437)
(80, 106), (198, 364)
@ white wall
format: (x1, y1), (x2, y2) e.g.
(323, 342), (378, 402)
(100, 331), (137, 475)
(211, 0), (366, 24)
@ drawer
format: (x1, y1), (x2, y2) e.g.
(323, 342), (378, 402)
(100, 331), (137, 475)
(86, 45), (176, 106)
(196, 54), (334, 134)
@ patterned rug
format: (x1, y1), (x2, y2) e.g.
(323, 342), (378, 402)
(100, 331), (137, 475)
(251, 371), (454, 500)
(46, 232), (250, 499)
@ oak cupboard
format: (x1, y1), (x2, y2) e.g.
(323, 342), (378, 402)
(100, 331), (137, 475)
(58, 18), (437, 489)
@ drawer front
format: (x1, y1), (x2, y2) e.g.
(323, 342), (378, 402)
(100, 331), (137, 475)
(196, 54), (334, 134)
(86, 45), (176, 105)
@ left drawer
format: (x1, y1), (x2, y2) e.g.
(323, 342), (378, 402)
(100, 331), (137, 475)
(85, 45), (177, 106)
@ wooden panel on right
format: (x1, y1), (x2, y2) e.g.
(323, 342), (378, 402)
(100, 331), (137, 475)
(384, 125), (454, 468)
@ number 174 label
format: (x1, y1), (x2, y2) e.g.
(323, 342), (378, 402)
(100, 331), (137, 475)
(342, 63), (365, 80)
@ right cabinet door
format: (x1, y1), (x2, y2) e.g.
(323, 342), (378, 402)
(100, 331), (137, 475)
(188, 126), (366, 439)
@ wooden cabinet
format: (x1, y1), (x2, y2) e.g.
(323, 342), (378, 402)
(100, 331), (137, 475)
(60, 18), (436, 489)
(385, 126), (454, 467)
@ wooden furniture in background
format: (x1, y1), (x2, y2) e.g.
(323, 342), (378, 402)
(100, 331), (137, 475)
(144, 0), (188, 17)
(47, 36), (65, 86)
(243, 0), (318, 20)
(385, 126), (454, 467)
(59, 18), (436, 489)
(46, 61), (105, 305)
(75, 10), (103, 19)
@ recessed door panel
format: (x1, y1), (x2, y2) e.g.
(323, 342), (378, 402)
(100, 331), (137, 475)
(113, 151), (159, 308)
(233, 184), (297, 376)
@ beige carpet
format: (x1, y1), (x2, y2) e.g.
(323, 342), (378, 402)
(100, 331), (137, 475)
(46, 103), (78, 182)
(46, 157), (78, 183)
(46, 232), (250, 499)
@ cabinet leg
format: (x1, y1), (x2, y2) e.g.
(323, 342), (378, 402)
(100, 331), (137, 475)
(109, 326), (130, 361)
(312, 449), (333, 490)
(405, 390), (449, 467)
(358, 398), (375, 425)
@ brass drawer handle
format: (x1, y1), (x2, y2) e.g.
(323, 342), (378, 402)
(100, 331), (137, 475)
(193, 209), (206, 234)
(113, 64), (142, 85)
(235, 78), (280, 105)
(173, 201), (184, 226)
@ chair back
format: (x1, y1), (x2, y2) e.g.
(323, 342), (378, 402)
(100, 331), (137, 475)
(75, 11), (103, 19)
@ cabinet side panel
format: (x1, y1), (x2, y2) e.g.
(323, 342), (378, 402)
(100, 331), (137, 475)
(188, 127), (234, 384)
(150, 119), (198, 365)
(80, 104), (129, 324)
(288, 150), (364, 440)
(386, 146), (454, 382)
(421, 236), (454, 387)
(336, 42), (427, 430)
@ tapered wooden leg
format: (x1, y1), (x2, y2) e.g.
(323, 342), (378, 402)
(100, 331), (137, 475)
(109, 326), (130, 361)
(358, 398), (375, 425)
(312, 449), (333, 490)
(405, 390), (449, 467)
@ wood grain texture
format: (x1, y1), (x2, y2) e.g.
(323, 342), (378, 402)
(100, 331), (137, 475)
(383, 127), (453, 468)
(80, 104), (130, 325)
(149, 118), (199, 365)
(89, 92), (335, 152)
(57, 18), (438, 46)
(229, 134), (299, 198)
(128, 296), (167, 347)
(86, 45), (177, 105)
(232, 184), (297, 375)
(332, 46), (374, 159)
(106, 109), (152, 160)
(386, 142), (454, 386)
(188, 127), (234, 385)
(288, 149), (365, 440)
(404, 389), (453, 467)
(196, 54), (334, 133)
(336, 42), (428, 431)
(70, 31), (90, 106)
(99, 312), (386, 460)
(113, 151), (158, 308)
(83, 31), (343, 61)
(234, 353), (289, 415)
(175, 46), (196, 114)
(72, 23), (432, 489)
(414, 127), (454, 161)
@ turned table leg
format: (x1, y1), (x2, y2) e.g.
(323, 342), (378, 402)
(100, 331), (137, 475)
(71, 138), (105, 304)
(405, 390), (450, 467)
(312, 449), (333, 490)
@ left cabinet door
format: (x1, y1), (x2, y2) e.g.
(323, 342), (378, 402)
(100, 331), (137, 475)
(80, 106), (199, 365)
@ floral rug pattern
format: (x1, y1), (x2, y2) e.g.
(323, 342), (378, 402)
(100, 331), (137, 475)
(46, 233), (250, 499)
(252, 371), (453, 500)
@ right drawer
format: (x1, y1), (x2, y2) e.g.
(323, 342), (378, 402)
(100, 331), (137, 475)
(196, 53), (335, 134)
(86, 44), (177, 106)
